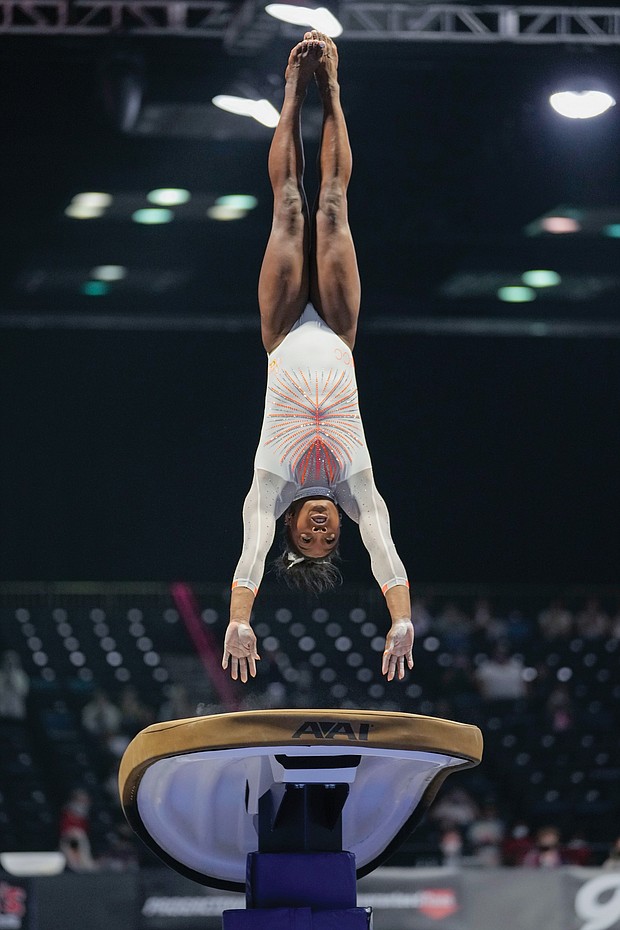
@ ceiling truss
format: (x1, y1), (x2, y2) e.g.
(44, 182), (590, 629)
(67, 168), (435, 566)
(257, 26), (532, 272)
(2, 2), (620, 44)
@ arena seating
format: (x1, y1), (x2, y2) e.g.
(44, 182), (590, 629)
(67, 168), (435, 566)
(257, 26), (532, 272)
(0, 585), (618, 861)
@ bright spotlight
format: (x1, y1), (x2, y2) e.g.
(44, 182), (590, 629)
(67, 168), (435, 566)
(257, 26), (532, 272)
(265, 4), (343, 36)
(212, 95), (280, 128)
(64, 203), (105, 220)
(549, 90), (615, 119)
(132, 208), (174, 225)
(216, 195), (258, 210)
(497, 286), (536, 303)
(251, 100), (280, 128)
(72, 192), (113, 209)
(521, 270), (561, 288)
(147, 188), (191, 206)
(90, 265), (127, 281)
(207, 205), (248, 221)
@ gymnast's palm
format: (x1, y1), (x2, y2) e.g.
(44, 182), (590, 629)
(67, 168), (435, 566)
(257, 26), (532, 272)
(222, 621), (260, 682)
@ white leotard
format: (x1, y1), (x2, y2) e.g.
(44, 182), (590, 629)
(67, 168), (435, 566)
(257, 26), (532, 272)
(232, 305), (409, 597)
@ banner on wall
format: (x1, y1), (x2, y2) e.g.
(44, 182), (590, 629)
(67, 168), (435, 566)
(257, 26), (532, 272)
(358, 868), (465, 930)
(140, 870), (244, 930)
(567, 869), (620, 930)
(139, 866), (620, 930)
(139, 868), (465, 930)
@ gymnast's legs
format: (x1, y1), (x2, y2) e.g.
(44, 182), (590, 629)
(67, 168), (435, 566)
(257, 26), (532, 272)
(308, 31), (361, 351)
(257, 37), (324, 353)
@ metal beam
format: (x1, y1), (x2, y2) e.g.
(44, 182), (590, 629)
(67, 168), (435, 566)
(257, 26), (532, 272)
(337, 4), (620, 44)
(0, 1), (235, 35)
(2, 2), (620, 44)
(2, 313), (620, 337)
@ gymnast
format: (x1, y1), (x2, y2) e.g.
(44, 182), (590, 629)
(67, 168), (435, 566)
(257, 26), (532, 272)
(222, 32), (414, 684)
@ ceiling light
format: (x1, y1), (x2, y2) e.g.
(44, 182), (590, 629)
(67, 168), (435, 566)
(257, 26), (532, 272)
(251, 100), (280, 128)
(207, 205), (247, 221)
(132, 208), (174, 225)
(72, 192), (113, 209)
(497, 286), (536, 303)
(521, 270), (561, 288)
(265, 4), (343, 36)
(603, 224), (620, 238)
(82, 281), (110, 296)
(212, 95), (279, 128)
(216, 195), (258, 210)
(540, 216), (581, 234)
(147, 188), (191, 206)
(90, 265), (127, 281)
(549, 90), (616, 119)
(64, 203), (105, 220)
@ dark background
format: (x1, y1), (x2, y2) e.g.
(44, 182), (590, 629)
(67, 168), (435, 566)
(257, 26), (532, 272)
(1, 16), (620, 584)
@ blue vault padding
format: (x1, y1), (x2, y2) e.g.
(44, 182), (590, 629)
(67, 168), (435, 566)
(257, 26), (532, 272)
(246, 852), (356, 909)
(222, 908), (372, 930)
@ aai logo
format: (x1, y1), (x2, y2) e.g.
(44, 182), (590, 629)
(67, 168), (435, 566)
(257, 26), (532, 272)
(291, 720), (372, 741)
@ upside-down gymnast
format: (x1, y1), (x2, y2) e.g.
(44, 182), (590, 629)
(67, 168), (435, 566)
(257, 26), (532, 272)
(222, 32), (414, 684)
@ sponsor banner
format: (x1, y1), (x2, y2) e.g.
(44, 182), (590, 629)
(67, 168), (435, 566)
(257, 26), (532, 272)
(566, 868), (620, 930)
(358, 868), (465, 930)
(140, 868), (465, 930)
(0, 878), (29, 930)
(34, 872), (137, 930)
(140, 870), (244, 930)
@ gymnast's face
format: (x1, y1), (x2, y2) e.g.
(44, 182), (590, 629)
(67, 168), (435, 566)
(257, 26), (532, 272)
(287, 499), (341, 558)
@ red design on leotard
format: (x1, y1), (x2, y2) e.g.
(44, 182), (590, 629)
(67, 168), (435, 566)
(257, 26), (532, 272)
(265, 367), (364, 484)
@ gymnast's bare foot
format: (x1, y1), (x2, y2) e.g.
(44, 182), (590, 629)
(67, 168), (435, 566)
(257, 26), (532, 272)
(304, 30), (339, 93)
(285, 37), (325, 92)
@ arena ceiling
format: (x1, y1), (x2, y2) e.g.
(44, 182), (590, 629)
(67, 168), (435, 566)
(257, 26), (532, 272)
(2, 2), (620, 337)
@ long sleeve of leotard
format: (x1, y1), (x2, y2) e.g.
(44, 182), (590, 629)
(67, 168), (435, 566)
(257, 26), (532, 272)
(232, 470), (295, 596)
(336, 469), (409, 595)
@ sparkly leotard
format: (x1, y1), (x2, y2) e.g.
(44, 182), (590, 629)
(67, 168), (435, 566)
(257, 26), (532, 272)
(232, 305), (409, 596)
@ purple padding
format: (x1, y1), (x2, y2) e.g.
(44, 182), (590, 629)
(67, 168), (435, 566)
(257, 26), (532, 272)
(222, 909), (371, 930)
(313, 908), (371, 930)
(246, 852), (357, 909)
(223, 908), (312, 930)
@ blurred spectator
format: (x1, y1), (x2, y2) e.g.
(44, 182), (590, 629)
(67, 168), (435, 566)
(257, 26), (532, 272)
(564, 832), (593, 866)
(119, 685), (154, 735)
(538, 600), (573, 640)
(474, 643), (526, 701)
(576, 598), (610, 639)
(502, 821), (533, 866)
(82, 689), (130, 758)
(504, 610), (531, 647)
(0, 650), (29, 719)
(81, 689), (121, 739)
(472, 598), (507, 646)
(603, 838), (620, 870)
(431, 787), (479, 830)
(438, 656), (478, 716)
(467, 800), (505, 866)
(410, 598), (432, 638)
(440, 827), (464, 867)
(435, 602), (473, 652)
(97, 823), (140, 871)
(545, 684), (576, 733)
(158, 683), (197, 721)
(59, 788), (97, 872)
(521, 826), (566, 868)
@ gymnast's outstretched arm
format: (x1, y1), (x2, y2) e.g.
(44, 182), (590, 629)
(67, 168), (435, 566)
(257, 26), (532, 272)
(223, 470), (294, 681)
(337, 471), (414, 680)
